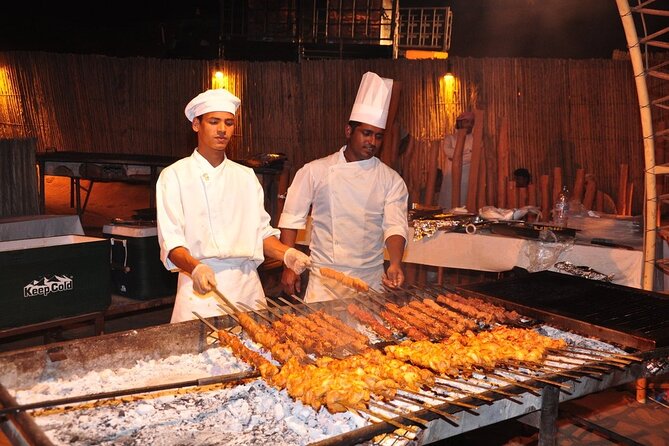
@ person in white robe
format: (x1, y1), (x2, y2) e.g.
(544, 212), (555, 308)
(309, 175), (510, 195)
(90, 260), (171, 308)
(157, 89), (310, 323)
(278, 72), (409, 302)
(438, 111), (475, 210)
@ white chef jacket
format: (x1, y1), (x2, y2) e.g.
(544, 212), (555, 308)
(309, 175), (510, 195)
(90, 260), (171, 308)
(279, 146), (409, 302)
(156, 149), (280, 322)
(438, 133), (473, 210)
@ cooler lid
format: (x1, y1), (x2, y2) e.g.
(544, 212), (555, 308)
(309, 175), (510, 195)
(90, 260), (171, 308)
(103, 224), (157, 238)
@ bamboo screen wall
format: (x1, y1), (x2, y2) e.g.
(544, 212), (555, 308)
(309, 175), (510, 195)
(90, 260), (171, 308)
(0, 50), (657, 215)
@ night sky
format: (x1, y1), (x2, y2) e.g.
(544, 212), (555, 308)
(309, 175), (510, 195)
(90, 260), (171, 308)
(0, 1), (629, 60)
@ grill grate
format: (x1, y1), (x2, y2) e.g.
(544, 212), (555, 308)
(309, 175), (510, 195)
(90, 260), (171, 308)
(456, 271), (669, 351)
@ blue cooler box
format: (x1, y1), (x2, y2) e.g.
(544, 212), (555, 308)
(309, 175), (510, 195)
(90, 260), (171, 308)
(0, 235), (111, 329)
(103, 223), (177, 300)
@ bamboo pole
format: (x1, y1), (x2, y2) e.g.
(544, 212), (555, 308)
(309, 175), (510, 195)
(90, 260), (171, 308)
(583, 175), (597, 210)
(466, 109), (485, 212)
(507, 180), (517, 209)
(496, 116), (509, 208)
(518, 186), (528, 207)
(616, 0), (656, 294)
(477, 154), (487, 211)
(552, 167), (563, 204)
(573, 168), (585, 203)
(408, 140), (423, 205)
(617, 163), (629, 215)
(527, 184), (536, 206)
(540, 174), (550, 222)
(596, 190), (604, 213)
(451, 128), (467, 208)
(380, 80), (402, 167)
(424, 141), (439, 206)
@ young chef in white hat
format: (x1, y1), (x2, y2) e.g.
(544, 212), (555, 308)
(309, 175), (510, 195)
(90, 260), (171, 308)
(278, 72), (409, 302)
(157, 88), (311, 323)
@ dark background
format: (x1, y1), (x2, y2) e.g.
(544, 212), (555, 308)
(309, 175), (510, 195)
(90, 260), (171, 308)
(0, 0), (628, 60)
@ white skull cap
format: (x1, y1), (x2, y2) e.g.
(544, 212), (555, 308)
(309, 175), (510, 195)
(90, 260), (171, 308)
(184, 89), (241, 122)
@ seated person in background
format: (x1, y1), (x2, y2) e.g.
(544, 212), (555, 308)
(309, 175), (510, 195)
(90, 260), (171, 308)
(514, 168), (532, 188)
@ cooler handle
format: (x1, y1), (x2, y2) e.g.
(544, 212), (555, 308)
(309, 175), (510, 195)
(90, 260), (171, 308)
(109, 238), (129, 272)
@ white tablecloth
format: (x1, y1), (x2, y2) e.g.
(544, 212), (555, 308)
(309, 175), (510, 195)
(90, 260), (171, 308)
(401, 229), (643, 289)
(0, 215), (84, 241)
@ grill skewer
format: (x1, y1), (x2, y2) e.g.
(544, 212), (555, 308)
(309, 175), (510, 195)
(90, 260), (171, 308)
(0, 370), (261, 416)
(391, 393), (459, 423)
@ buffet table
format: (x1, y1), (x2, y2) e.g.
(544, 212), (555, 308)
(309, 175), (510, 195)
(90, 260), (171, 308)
(402, 229), (644, 289)
(296, 218), (645, 289)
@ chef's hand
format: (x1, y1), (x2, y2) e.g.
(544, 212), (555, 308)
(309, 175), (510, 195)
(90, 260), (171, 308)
(283, 247), (311, 275)
(281, 267), (302, 296)
(191, 263), (216, 294)
(382, 264), (404, 289)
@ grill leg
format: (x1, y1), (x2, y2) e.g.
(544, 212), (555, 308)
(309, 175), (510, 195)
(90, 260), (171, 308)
(635, 378), (647, 403)
(538, 385), (559, 446)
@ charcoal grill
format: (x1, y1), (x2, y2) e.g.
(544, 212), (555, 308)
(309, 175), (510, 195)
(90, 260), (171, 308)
(0, 272), (668, 446)
(457, 270), (669, 351)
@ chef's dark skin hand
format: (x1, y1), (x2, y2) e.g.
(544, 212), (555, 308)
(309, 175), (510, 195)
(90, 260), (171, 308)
(281, 267), (301, 296)
(382, 262), (404, 288)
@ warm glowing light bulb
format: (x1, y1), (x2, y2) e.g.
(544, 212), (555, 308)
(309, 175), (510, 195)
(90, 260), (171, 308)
(211, 69), (226, 89)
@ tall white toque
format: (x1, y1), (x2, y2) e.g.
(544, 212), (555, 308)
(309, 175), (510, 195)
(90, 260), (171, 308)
(348, 71), (394, 129)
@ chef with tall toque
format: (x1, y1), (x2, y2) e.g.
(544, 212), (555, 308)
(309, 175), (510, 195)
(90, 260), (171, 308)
(156, 88), (311, 323)
(279, 72), (409, 302)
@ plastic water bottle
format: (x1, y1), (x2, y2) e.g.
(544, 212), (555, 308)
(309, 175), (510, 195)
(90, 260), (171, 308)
(552, 186), (569, 227)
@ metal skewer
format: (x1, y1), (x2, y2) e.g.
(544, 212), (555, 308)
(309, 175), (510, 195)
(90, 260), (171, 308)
(368, 399), (430, 428)
(0, 369), (261, 415)
(236, 302), (274, 324)
(212, 286), (241, 315)
(349, 406), (412, 431)
(441, 376), (522, 401)
(391, 393), (459, 423)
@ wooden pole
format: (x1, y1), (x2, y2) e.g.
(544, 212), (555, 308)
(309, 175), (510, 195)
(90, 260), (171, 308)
(596, 190), (604, 213)
(496, 116), (509, 208)
(507, 180), (517, 209)
(617, 163), (628, 215)
(451, 128), (467, 208)
(424, 141), (439, 206)
(477, 154), (487, 211)
(380, 81), (402, 168)
(519, 186), (528, 207)
(527, 184), (537, 206)
(583, 175), (596, 210)
(552, 167), (563, 204)
(466, 109), (485, 212)
(540, 174), (550, 222)
(572, 168), (585, 203)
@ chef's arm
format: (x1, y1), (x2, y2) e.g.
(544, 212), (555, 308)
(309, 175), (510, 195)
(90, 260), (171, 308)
(279, 228), (298, 248)
(167, 246), (200, 274)
(168, 247), (218, 294)
(383, 235), (406, 288)
(277, 228), (302, 295)
(263, 235), (291, 261)
(385, 234), (405, 266)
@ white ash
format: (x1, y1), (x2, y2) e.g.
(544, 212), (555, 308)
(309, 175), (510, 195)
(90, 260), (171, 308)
(11, 345), (368, 446)
(537, 325), (627, 354)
